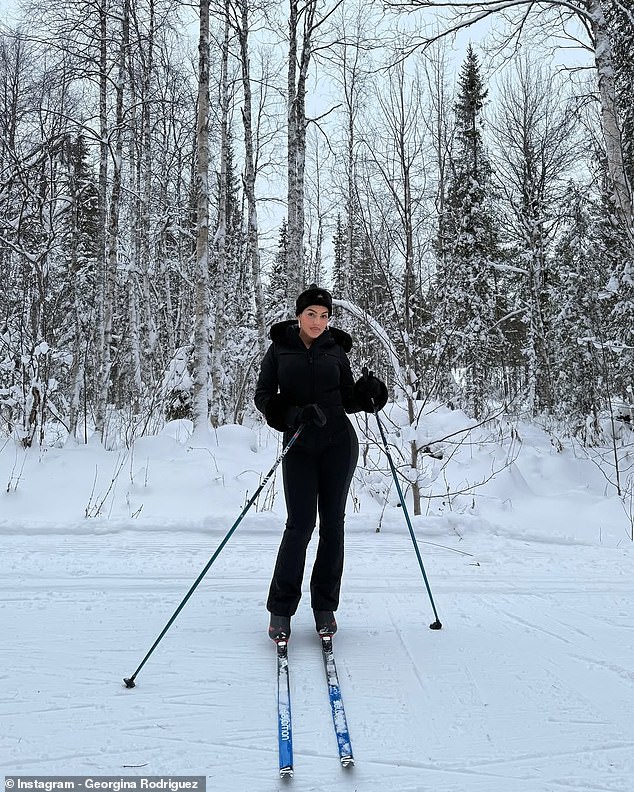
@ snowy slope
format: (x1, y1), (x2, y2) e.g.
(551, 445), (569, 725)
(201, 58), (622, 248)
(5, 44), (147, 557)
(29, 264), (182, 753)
(1, 414), (634, 791)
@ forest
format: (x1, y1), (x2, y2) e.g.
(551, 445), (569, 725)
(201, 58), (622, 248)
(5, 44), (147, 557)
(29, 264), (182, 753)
(0, 0), (632, 453)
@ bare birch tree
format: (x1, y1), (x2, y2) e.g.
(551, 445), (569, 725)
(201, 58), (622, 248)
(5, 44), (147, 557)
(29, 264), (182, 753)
(95, 0), (130, 442)
(230, 0), (267, 355)
(210, 7), (231, 427)
(327, 2), (375, 314)
(286, 0), (344, 300)
(191, 0), (212, 433)
(490, 57), (583, 411)
(0, 44), (76, 445)
(356, 56), (434, 514)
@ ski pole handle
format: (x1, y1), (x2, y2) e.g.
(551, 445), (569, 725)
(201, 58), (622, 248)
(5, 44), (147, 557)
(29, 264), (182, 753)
(361, 366), (378, 412)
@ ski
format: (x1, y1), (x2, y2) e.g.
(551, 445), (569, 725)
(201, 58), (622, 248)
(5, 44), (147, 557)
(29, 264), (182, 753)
(276, 640), (293, 778)
(320, 634), (354, 768)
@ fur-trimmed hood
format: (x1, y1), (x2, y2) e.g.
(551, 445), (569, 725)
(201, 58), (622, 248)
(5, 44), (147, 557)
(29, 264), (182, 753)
(269, 319), (353, 353)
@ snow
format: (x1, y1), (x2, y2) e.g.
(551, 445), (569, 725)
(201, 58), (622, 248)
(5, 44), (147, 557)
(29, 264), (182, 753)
(2, 409), (634, 791)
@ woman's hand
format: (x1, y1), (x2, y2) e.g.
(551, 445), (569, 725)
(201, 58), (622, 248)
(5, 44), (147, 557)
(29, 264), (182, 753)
(354, 369), (388, 412)
(286, 403), (327, 428)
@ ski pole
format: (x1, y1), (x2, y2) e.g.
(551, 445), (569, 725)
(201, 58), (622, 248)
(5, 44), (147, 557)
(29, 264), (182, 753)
(123, 423), (304, 688)
(363, 372), (442, 630)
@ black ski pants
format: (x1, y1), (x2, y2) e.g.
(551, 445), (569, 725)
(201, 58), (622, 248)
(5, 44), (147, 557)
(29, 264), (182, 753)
(267, 418), (359, 616)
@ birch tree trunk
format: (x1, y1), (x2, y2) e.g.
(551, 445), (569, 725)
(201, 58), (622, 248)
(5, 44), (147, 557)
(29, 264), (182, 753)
(139, 0), (157, 385)
(341, 27), (366, 304)
(66, 143), (87, 442)
(94, 0), (110, 440)
(95, 0), (129, 442)
(235, 0), (267, 356)
(286, 0), (319, 297)
(286, 0), (303, 298)
(128, 80), (143, 412)
(210, 9), (230, 428)
(191, 0), (211, 433)
(588, 0), (634, 248)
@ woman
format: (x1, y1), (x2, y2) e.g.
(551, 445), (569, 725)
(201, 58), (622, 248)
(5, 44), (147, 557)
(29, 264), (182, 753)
(254, 284), (388, 642)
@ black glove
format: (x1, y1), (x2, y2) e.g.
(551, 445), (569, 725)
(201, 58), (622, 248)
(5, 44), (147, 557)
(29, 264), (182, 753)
(286, 403), (327, 429)
(354, 369), (388, 412)
(299, 403), (327, 428)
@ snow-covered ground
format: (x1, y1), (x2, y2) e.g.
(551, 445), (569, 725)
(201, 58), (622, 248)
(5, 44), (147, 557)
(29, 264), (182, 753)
(2, 408), (634, 791)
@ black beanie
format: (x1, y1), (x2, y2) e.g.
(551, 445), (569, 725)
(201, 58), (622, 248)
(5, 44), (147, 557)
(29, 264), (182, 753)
(295, 284), (333, 316)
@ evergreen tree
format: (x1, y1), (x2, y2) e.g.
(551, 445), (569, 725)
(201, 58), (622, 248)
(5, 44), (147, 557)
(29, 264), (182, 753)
(209, 126), (250, 424)
(331, 209), (388, 374)
(433, 45), (502, 416)
(331, 213), (351, 333)
(332, 214), (346, 295)
(593, 162), (634, 404)
(551, 184), (604, 434)
(268, 220), (290, 324)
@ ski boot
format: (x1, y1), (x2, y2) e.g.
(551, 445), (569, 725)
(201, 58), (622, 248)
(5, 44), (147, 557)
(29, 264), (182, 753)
(314, 610), (337, 636)
(269, 613), (291, 642)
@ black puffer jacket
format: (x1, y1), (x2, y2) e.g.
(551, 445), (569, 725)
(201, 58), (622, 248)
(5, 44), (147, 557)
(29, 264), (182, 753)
(254, 320), (364, 433)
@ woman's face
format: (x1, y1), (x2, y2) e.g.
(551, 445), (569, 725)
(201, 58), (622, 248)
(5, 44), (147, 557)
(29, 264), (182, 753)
(298, 305), (329, 341)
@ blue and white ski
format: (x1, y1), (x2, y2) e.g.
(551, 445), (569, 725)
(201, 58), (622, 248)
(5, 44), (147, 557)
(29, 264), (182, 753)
(276, 640), (293, 778)
(320, 635), (354, 768)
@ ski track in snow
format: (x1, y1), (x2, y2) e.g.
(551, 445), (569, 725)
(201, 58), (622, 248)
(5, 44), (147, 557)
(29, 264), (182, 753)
(2, 527), (634, 792)
(2, 417), (634, 791)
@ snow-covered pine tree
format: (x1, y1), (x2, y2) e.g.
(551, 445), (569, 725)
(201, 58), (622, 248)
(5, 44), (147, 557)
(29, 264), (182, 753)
(551, 183), (605, 437)
(433, 44), (501, 418)
(332, 210), (386, 374)
(215, 124), (257, 424)
(267, 221), (290, 325)
(332, 214), (345, 289)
